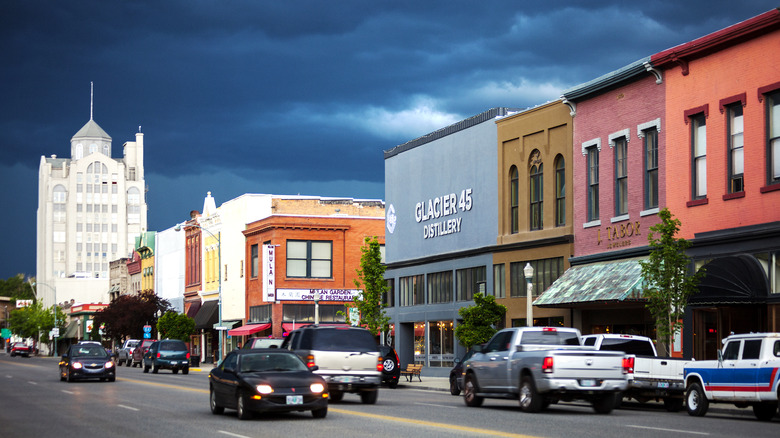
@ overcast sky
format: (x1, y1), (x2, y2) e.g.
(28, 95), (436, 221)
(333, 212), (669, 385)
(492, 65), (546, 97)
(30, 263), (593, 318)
(1, 1), (776, 280)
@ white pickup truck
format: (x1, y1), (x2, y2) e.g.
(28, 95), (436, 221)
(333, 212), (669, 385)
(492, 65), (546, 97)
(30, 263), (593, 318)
(582, 333), (688, 411)
(684, 332), (780, 421)
(462, 327), (629, 414)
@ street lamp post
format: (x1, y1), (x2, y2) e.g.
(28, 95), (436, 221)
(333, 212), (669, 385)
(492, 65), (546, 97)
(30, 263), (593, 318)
(31, 281), (58, 356)
(175, 222), (222, 363)
(523, 263), (534, 327)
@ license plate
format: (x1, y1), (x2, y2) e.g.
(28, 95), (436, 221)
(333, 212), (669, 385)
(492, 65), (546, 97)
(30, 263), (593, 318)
(286, 395), (303, 405)
(334, 376), (354, 383)
(580, 379), (596, 387)
(657, 382), (669, 388)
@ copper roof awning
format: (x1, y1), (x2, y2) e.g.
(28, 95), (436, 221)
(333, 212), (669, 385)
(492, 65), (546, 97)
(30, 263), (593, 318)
(534, 258), (645, 307)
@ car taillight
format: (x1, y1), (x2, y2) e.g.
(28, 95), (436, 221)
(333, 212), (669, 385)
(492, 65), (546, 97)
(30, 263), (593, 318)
(622, 356), (634, 374)
(306, 354), (316, 369)
(542, 356), (554, 373)
(186, 352), (190, 359)
(542, 327), (557, 332)
(157, 353), (161, 358)
(377, 356), (383, 372)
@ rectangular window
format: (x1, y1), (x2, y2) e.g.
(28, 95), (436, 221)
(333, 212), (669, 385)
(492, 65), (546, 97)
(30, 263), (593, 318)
(399, 274), (424, 307)
(510, 257), (564, 298)
(691, 113), (707, 199)
(510, 168), (519, 234)
(555, 158), (565, 227)
(587, 147), (599, 221)
(286, 240), (332, 278)
(767, 90), (780, 185)
(493, 264), (506, 298)
(250, 244), (258, 278)
(383, 279), (395, 307)
(728, 104), (744, 193)
(427, 271), (453, 304)
(455, 266), (486, 301)
(529, 163), (543, 230)
(644, 129), (659, 209)
(614, 137), (628, 216)
(248, 304), (272, 323)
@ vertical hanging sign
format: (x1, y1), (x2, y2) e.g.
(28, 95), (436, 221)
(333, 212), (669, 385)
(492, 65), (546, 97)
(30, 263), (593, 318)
(263, 244), (276, 302)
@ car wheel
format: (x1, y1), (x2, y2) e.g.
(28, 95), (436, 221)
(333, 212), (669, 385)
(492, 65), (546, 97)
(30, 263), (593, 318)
(663, 397), (683, 412)
(592, 394), (615, 414)
(360, 390), (378, 404)
(383, 358), (396, 373)
(143, 363), (149, 373)
(311, 406), (327, 418)
(210, 387), (224, 415)
(182, 367), (189, 375)
(60, 369), (66, 382)
(329, 390), (344, 402)
(66, 369), (74, 383)
(152, 365), (159, 374)
(388, 379), (398, 389)
(173, 368), (179, 374)
(117, 359), (123, 366)
(686, 383), (709, 417)
(126, 359), (132, 367)
(236, 390), (252, 420)
(449, 376), (461, 396)
(108, 375), (116, 382)
(519, 375), (543, 413)
(753, 402), (778, 421)
(463, 374), (483, 407)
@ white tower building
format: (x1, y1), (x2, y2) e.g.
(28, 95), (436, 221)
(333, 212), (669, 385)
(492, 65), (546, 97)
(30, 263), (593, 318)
(36, 107), (147, 308)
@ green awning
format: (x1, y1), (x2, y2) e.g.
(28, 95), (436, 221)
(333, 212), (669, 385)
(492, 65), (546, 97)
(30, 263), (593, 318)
(61, 320), (79, 339)
(534, 258), (645, 307)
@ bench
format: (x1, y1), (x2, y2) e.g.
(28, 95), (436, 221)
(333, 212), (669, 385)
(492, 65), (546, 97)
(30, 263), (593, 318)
(400, 363), (422, 382)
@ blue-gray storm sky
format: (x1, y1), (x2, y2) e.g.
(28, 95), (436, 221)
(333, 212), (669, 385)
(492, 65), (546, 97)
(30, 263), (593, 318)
(1, 1), (776, 279)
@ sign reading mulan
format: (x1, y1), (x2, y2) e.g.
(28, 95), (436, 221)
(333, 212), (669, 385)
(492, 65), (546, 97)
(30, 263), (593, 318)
(415, 188), (473, 239)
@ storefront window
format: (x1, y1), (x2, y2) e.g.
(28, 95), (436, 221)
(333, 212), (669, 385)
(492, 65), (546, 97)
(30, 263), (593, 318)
(428, 320), (455, 367)
(414, 322), (426, 364)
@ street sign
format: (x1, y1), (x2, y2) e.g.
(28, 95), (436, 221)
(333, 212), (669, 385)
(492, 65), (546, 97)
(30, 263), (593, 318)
(144, 333), (151, 339)
(143, 325), (152, 333)
(52, 327), (60, 337)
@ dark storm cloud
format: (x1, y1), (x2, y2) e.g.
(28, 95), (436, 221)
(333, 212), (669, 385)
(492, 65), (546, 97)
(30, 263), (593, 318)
(1, 0), (777, 278)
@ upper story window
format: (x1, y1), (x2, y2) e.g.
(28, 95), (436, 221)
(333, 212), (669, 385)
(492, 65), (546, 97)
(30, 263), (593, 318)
(127, 187), (141, 224)
(727, 103), (744, 194)
(250, 244), (258, 278)
(643, 128), (659, 209)
(613, 136), (628, 216)
(529, 150), (543, 231)
(286, 240), (332, 278)
(399, 274), (424, 307)
(554, 155), (565, 227)
(691, 112), (708, 199)
(586, 145), (600, 222)
(509, 166), (519, 234)
(766, 89), (780, 186)
(427, 270), (452, 304)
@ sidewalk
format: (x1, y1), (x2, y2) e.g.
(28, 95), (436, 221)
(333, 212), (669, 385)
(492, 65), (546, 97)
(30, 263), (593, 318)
(396, 375), (450, 392)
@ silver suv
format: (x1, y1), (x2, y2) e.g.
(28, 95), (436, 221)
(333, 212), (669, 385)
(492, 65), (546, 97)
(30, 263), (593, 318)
(280, 325), (381, 404)
(117, 339), (140, 366)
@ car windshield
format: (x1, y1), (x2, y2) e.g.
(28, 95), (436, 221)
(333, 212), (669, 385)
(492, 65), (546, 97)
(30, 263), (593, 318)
(128, 341), (139, 348)
(307, 328), (378, 352)
(73, 346), (107, 358)
(239, 353), (308, 373)
(160, 341), (186, 351)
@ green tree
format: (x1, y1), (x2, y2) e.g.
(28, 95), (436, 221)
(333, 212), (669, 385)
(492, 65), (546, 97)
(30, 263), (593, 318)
(93, 290), (171, 343)
(7, 300), (64, 349)
(0, 274), (35, 302)
(454, 292), (507, 349)
(344, 236), (390, 337)
(157, 311), (195, 342)
(639, 208), (704, 356)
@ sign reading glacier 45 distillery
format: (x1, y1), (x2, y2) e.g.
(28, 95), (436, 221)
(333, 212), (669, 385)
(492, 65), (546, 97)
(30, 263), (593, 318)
(263, 244), (276, 302)
(415, 188), (473, 240)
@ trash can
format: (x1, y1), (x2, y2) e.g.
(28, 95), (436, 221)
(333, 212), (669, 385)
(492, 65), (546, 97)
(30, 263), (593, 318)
(191, 356), (200, 367)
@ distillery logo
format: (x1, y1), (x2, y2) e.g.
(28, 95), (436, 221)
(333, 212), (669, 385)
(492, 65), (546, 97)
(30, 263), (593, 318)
(386, 204), (397, 234)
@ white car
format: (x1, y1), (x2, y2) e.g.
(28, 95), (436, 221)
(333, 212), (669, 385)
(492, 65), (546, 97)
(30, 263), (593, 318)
(117, 339), (140, 366)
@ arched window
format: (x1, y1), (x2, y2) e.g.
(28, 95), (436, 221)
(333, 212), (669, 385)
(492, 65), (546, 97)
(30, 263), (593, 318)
(555, 155), (565, 227)
(510, 166), (518, 234)
(529, 151), (543, 231)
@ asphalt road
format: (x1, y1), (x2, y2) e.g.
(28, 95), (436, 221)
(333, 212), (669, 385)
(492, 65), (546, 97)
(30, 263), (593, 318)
(0, 354), (777, 438)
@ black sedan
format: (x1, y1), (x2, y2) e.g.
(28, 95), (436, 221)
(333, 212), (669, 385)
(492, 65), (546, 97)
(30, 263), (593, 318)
(59, 344), (116, 382)
(209, 349), (329, 420)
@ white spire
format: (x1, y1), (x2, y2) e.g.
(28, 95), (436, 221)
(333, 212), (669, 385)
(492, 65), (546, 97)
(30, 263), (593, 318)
(90, 81), (94, 120)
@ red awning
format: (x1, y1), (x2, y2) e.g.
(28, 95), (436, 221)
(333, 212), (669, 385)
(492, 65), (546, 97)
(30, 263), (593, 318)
(228, 323), (271, 336)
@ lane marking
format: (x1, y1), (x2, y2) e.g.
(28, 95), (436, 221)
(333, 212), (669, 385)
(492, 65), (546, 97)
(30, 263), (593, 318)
(329, 407), (541, 438)
(627, 425), (709, 435)
(117, 405), (139, 411)
(218, 431), (251, 438)
(28, 381), (38, 385)
(61, 390), (75, 394)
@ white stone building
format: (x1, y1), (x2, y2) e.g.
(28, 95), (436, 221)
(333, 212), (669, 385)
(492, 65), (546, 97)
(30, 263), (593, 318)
(36, 115), (147, 308)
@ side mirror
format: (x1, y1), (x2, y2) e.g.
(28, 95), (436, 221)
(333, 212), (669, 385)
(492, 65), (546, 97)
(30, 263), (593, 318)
(515, 345), (525, 352)
(454, 357), (461, 365)
(224, 365), (236, 374)
(472, 344), (484, 353)
(61, 354), (68, 360)
(717, 349), (723, 362)
(309, 365), (319, 372)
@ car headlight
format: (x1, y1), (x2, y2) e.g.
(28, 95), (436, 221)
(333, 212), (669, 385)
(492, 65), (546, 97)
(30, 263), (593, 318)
(105, 361), (114, 369)
(310, 383), (325, 393)
(256, 384), (273, 394)
(72, 362), (83, 369)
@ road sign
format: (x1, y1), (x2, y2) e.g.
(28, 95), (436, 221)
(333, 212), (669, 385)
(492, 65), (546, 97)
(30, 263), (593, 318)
(144, 333), (151, 339)
(52, 327), (60, 337)
(143, 325), (152, 333)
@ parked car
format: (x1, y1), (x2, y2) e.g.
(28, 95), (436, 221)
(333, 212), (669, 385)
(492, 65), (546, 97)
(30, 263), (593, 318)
(117, 339), (140, 366)
(280, 324), (382, 404)
(582, 333), (688, 411)
(10, 342), (31, 358)
(131, 339), (156, 367)
(379, 345), (400, 388)
(143, 339), (190, 374)
(59, 343), (115, 382)
(462, 327), (629, 414)
(209, 348), (329, 420)
(448, 349), (475, 395)
(684, 332), (780, 421)
(242, 337), (283, 349)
